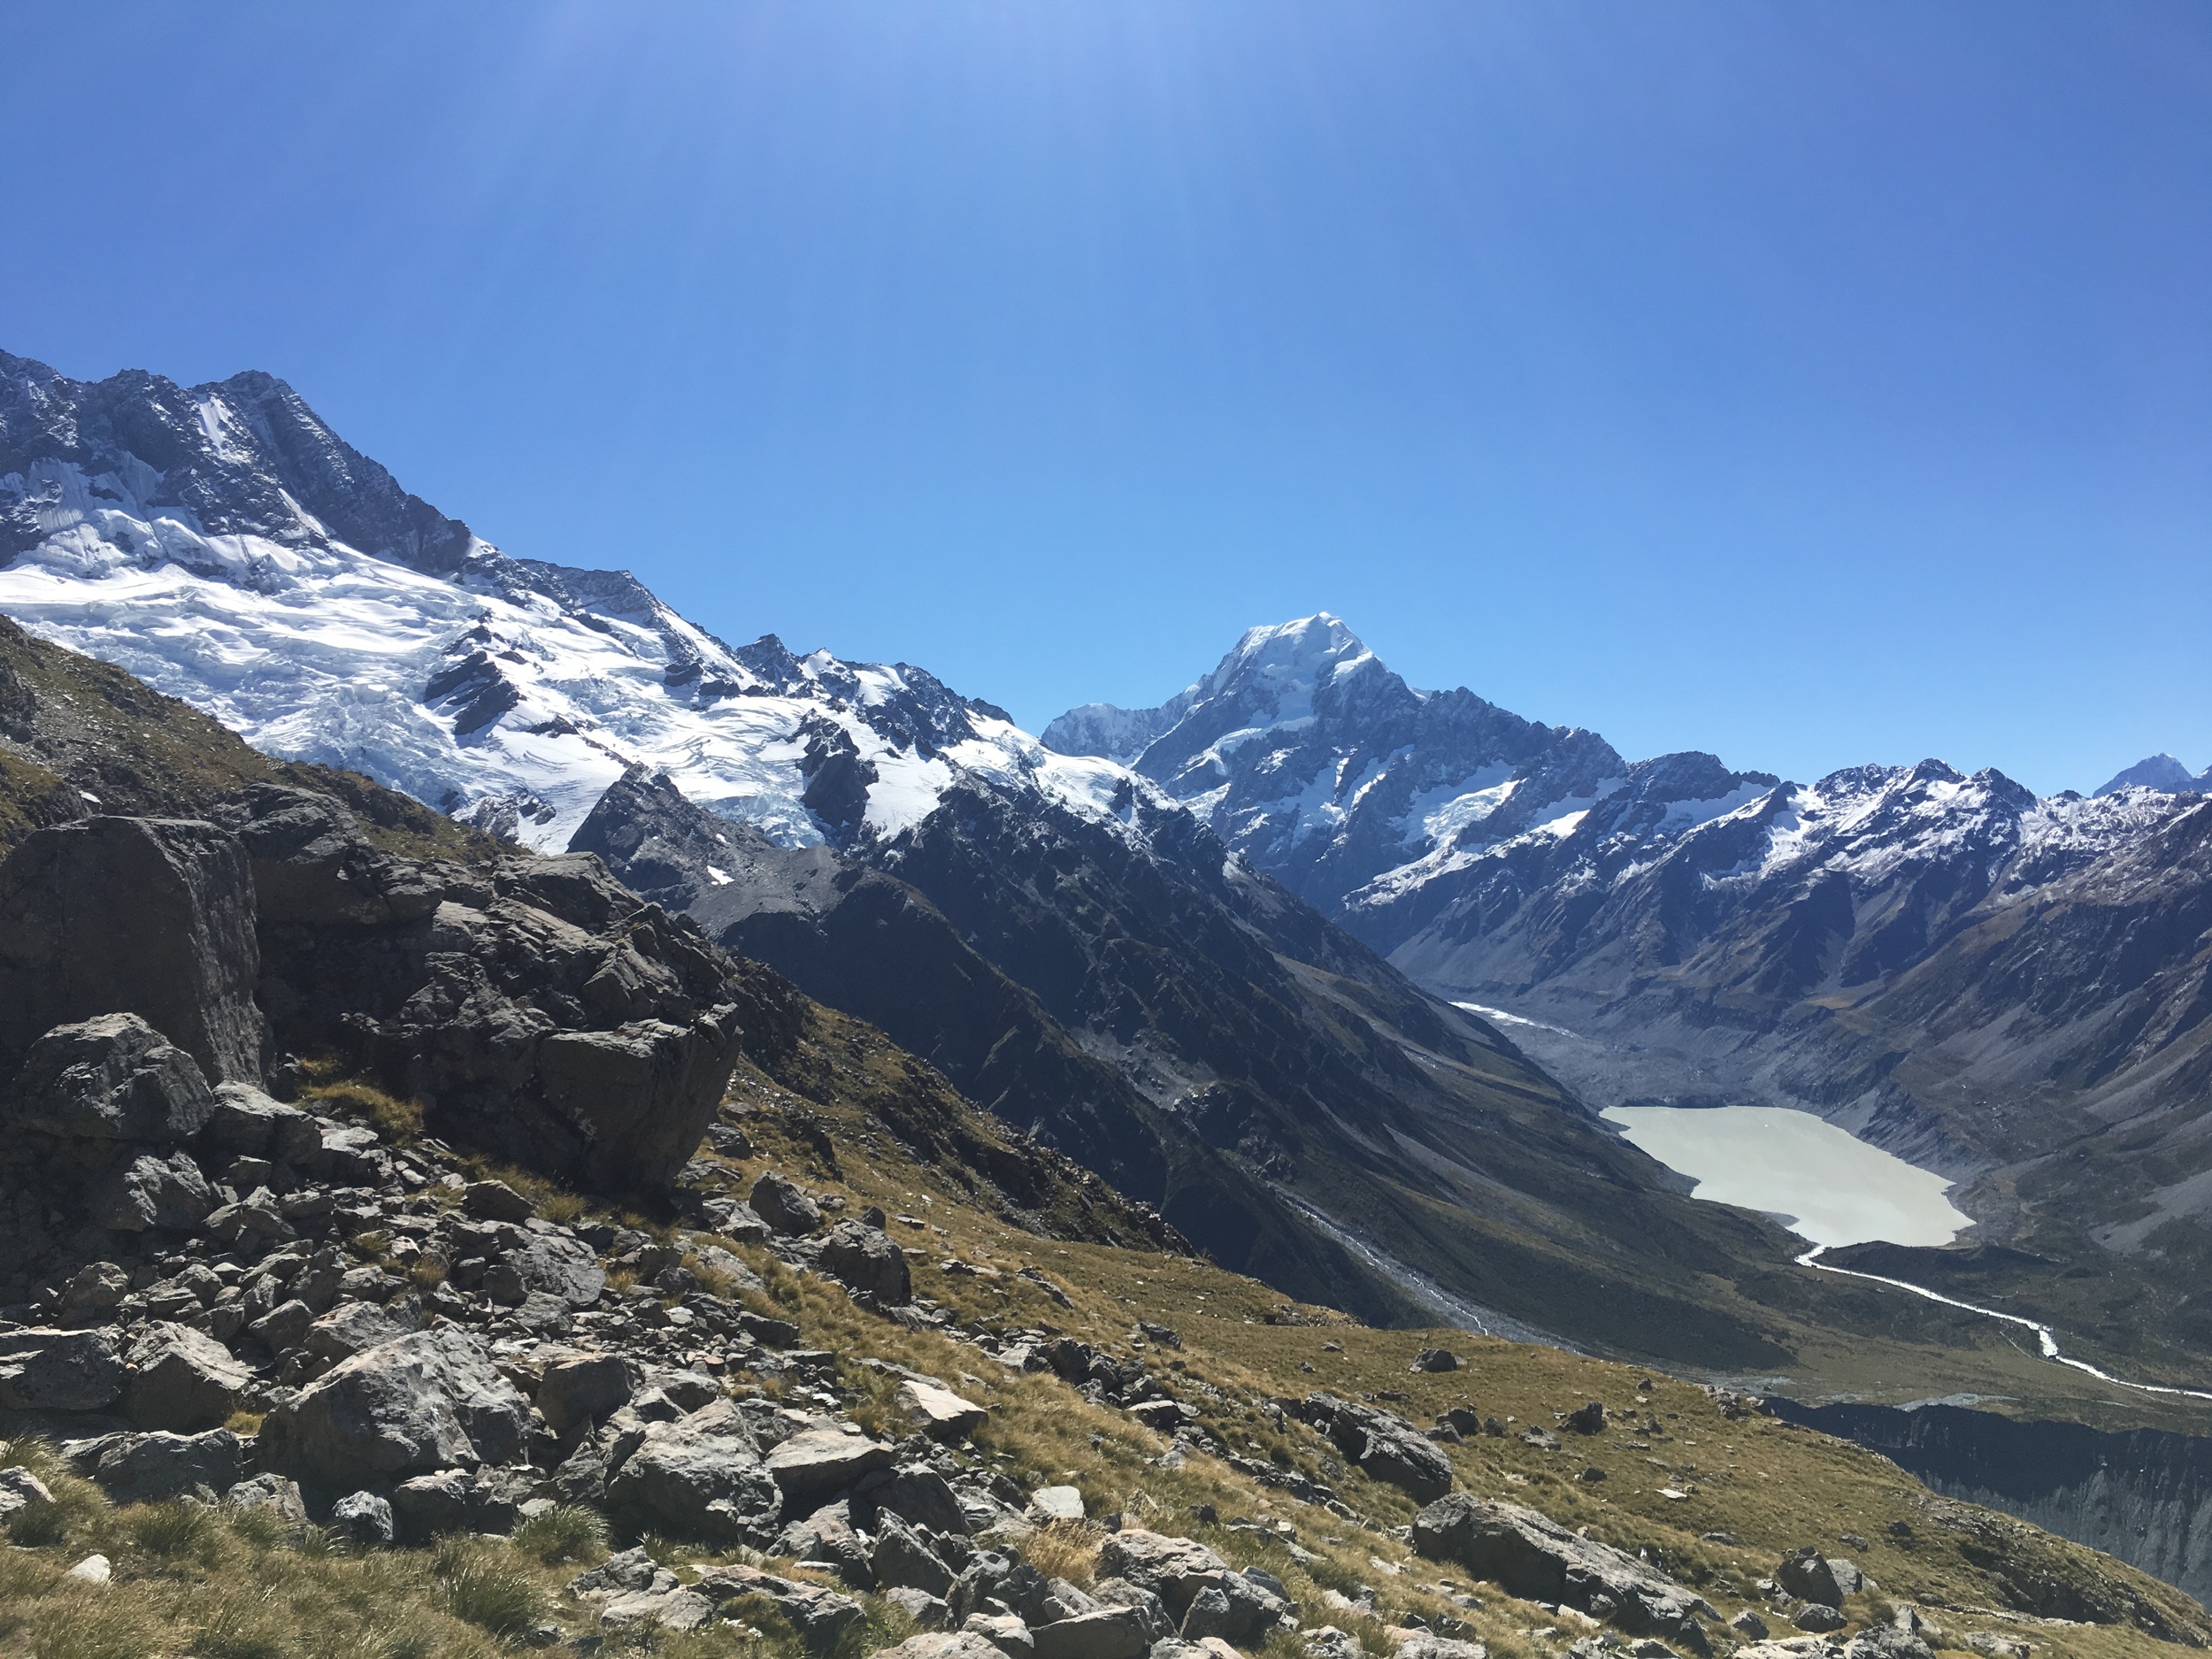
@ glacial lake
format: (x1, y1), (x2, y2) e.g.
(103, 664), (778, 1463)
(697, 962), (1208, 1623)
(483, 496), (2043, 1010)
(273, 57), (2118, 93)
(1602, 1104), (1972, 1248)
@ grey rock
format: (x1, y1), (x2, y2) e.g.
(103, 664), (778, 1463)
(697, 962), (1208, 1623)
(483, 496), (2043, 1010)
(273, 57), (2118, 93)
(332, 1489), (396, 1545)
(87, 1148), (213, 1232)
(1030, 1485), (1087, 1523)
(779, 1499), (876, 1588)
(749, 1171), (822, 1234)
(1395, 1637), (1486, 1659)
(1731, 1611), (1771, 1640)
(569, 1548), (670, 1597)
(201, 1085), (318, 1162)
(1096, 1531), (1233, 1620)
(303, 1301), (412, 1366)
(1034, 1608), (1155, 1659)
(124, 1321), (251, 1431)
(697, 1197), (772, 1242)
(1793, 1606), (1847, 1633)
(818, 1220), (911, 1303)
(260, 1328), (534, 1487)
(534, 1016), (737, 1194)
(887, 1586), (955, 1630)
(965, 1614), (1037, 1657)
(460, 1179), (535, 1222)
(0, 818), (264, 1084)
(391, 1469), (472, 1541)
(1292, 1394), (1455, 1502)
(605, 1412), (781, 1543)
(81, 1429), (241, 1503)
(1304, 1628), (1363, 1659)
(876, 1636), (1007, 1659)
(863, 1462), (974, 1537)
(1179, 1571), (1293, 1646)
(1411, 1348), (1460, 1373)
(0, 1466), (54, 1517)
(247, 1297), (314, 1355)
(766, 1424), (895, 1509)
(224, 1473), (310, 1528)
(507, 1232), (606, 1308)
(899, 1379), (989, 1441)
(603, 1586), (717, 1631)
(60, 1262), (131, 1311)
(4, 1013), (218, 1145)
(1778, 1549), (1846, 1608)
(537, 1348), (634, 1436)
(876, 1509), (957, 1597)
(1413, 1495), (1714, 1646)
(695, 1563), (867, 1651)
(0, 1326), (124, 1411)
(1089, 1580), (1173, 1642)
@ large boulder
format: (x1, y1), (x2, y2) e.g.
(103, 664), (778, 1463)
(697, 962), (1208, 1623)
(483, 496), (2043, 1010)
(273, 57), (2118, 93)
(1291, 1394), (1454, 1502)
(536, 1348), (634, 1436)
(4, 1015), (216, 1146)
(259, 1329), (533, 1488)
(765, 1425), (895, 1510)
(605, 1409), (783, 1542)
(0, 1327), (125, 1411)
(818, 1221), (911, 1304)
(749, 1171), (822, 1235)
(239, 810), (745, 1195)
(1778, 1548), (1847, 1607)
(507, 1233), (606, 1307)
(124, 1323), (251, 1431)
(896, 1379), (988, 1442)
(85, 1149), (213, 1232)
(1096, 1531), (1233, 1620)
(1412, 1495), (1715, 1647)
(200, 1084), (319, 1164)
(0, 818), (264, 1082)
(81, 1428), (242, 1503)
(534, 1018), (737, 1193)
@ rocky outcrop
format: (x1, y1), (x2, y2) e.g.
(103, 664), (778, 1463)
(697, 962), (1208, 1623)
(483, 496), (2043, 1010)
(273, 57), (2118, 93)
(604, 1401), (783, 1543)
(1286, 1394), (1455, 1502)
(259, 1328), (534, 1491)
(223, 786), (746, 1193)
(1413, 1494), (1716, 1648)
(0, 817), (265, 1082)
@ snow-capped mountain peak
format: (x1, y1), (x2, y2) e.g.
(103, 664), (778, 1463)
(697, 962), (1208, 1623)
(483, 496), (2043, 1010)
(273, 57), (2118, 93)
(0, 349), (1162, 854)
(2096, 753), (2210, 797)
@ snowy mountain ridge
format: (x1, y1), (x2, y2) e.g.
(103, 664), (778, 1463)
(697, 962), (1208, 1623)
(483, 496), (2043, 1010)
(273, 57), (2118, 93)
(0, 349), (1156, 854)
(1043, 612), (2204, 977)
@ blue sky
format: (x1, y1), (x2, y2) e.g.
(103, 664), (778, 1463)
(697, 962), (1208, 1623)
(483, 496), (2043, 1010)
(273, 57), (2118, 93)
(4, 2), (2207, 794)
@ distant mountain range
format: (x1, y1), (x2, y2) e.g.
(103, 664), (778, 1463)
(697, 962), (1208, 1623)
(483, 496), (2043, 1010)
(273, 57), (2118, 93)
(1048, 617), (2212, 1367)
(7, 345), (2212, 1383)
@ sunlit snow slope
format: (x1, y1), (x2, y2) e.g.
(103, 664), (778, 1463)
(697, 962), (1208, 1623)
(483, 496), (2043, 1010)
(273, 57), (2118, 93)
(0, 350), (1153, 853)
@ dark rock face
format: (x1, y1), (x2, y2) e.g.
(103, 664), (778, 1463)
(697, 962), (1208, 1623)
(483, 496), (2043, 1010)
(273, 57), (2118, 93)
(219, 786), (746, 1194)
(0, 817), (265, 1082)
(1774, 1396), (2212, 1609)
(1412, 1494), (1715, 1647)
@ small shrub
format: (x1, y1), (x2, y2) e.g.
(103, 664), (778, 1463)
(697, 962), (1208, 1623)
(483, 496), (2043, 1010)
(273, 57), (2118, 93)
(1022, 1520), (1101, 1587)
(8, 1499), (69, 1548)
(188, 1602), (288, 1659)
(434, 1537), (547, 1638)
(128, 1501), (213, 1562)
(511, 1503), (607, 1565)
